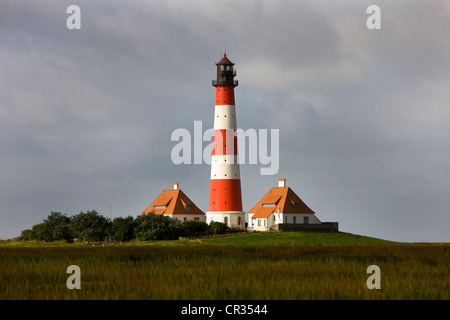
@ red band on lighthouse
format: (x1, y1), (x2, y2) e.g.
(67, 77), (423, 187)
(215, 86), (235, 105)
(212, 129), (238, 156)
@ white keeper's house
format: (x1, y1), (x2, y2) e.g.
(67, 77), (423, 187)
(248, 178), (335, 232)
(141, 182), (206, 222)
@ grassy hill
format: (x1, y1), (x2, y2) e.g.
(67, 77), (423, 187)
(1, 231), (396, 247)
(201, 231), (396, 245)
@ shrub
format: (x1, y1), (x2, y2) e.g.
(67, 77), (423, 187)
(110, 216), (136, 242)
(18, 229), (36, 241)
(134, 213), (183, 241)
(208, 221), (229, 235)
(43, 212), (72, 241)
(69, 210), (110, 242)
(182, 220), (209, 237)
(18, 212), (72, 242)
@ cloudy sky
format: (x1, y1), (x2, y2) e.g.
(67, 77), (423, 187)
(1, 0), (449, 242)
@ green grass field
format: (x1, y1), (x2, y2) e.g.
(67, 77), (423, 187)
(1, 231), (448, 300)
(201, 231), (396, 245)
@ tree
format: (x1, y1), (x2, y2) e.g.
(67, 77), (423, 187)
(134, 213), (183, 241)
(42, 212), (72, 241)
(18, 225), (44, 241)
(18, 212), (72, 241)
(110, 216), (136, 242)
(69, 210), (110, 242)
(19, 229), (34, 241)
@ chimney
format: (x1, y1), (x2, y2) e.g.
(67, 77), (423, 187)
(174, 182), (179, 190)
(278, 178), (286, 187)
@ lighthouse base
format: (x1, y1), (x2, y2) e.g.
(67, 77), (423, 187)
(206, 211), (245, 229)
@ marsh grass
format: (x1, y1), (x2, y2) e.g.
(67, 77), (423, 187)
(1, 243), (448, 300)
(201, 231), (396, 245)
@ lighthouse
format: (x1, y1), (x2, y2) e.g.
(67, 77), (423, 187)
(206, 54), (245, 228)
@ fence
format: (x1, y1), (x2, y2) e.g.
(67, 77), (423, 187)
(272, 222), (339, 232)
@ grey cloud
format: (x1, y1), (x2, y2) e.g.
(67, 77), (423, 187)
(0, 0), (449, 242)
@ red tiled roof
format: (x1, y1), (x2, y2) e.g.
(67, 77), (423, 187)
(262, 194), (281, 204)
(249, 186), (315, 215)
(251, 206), (276, 219)
(141, 189), (205, 216)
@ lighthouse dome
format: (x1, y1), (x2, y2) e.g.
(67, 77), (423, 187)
(216, 53), (234, 65)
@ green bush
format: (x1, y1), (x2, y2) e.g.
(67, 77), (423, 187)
(109, 216), (136, 242)
(182, 220), (209, 237)
(44, 212), (72, 241)
(208, 221), (229, 235)
(18, 212), (72, 242)
(69, 210), (110, 242)
(134, 213), (183, 240)
(18, 210), (244, 243)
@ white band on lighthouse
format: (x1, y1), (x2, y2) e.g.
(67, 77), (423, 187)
(213, 105), (237, 130)
(210, 158), (241, 179)
(211, 155), (239, 165)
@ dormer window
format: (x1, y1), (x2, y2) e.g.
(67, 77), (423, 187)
(154, 205), (166, 209)
(185, 205), (191, 211)
(262, 203), (276, 207)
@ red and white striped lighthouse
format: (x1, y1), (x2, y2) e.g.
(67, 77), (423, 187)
(206, 54), (245, 228)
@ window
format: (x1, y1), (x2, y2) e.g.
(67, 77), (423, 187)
(238, 216), (242, 226)
(284, 216), (288, 223)
(262, 203), (276, 207)
(293, 216), (297, 224)
(258, 219), (261, 227)
(194, 217), (199, 221)
(304, 216), (309, 224)
(185, 205), (191, 211)
(293, 203), (300, 207)
(224, 217), (228, 226)
(184, 217), (187, 222)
